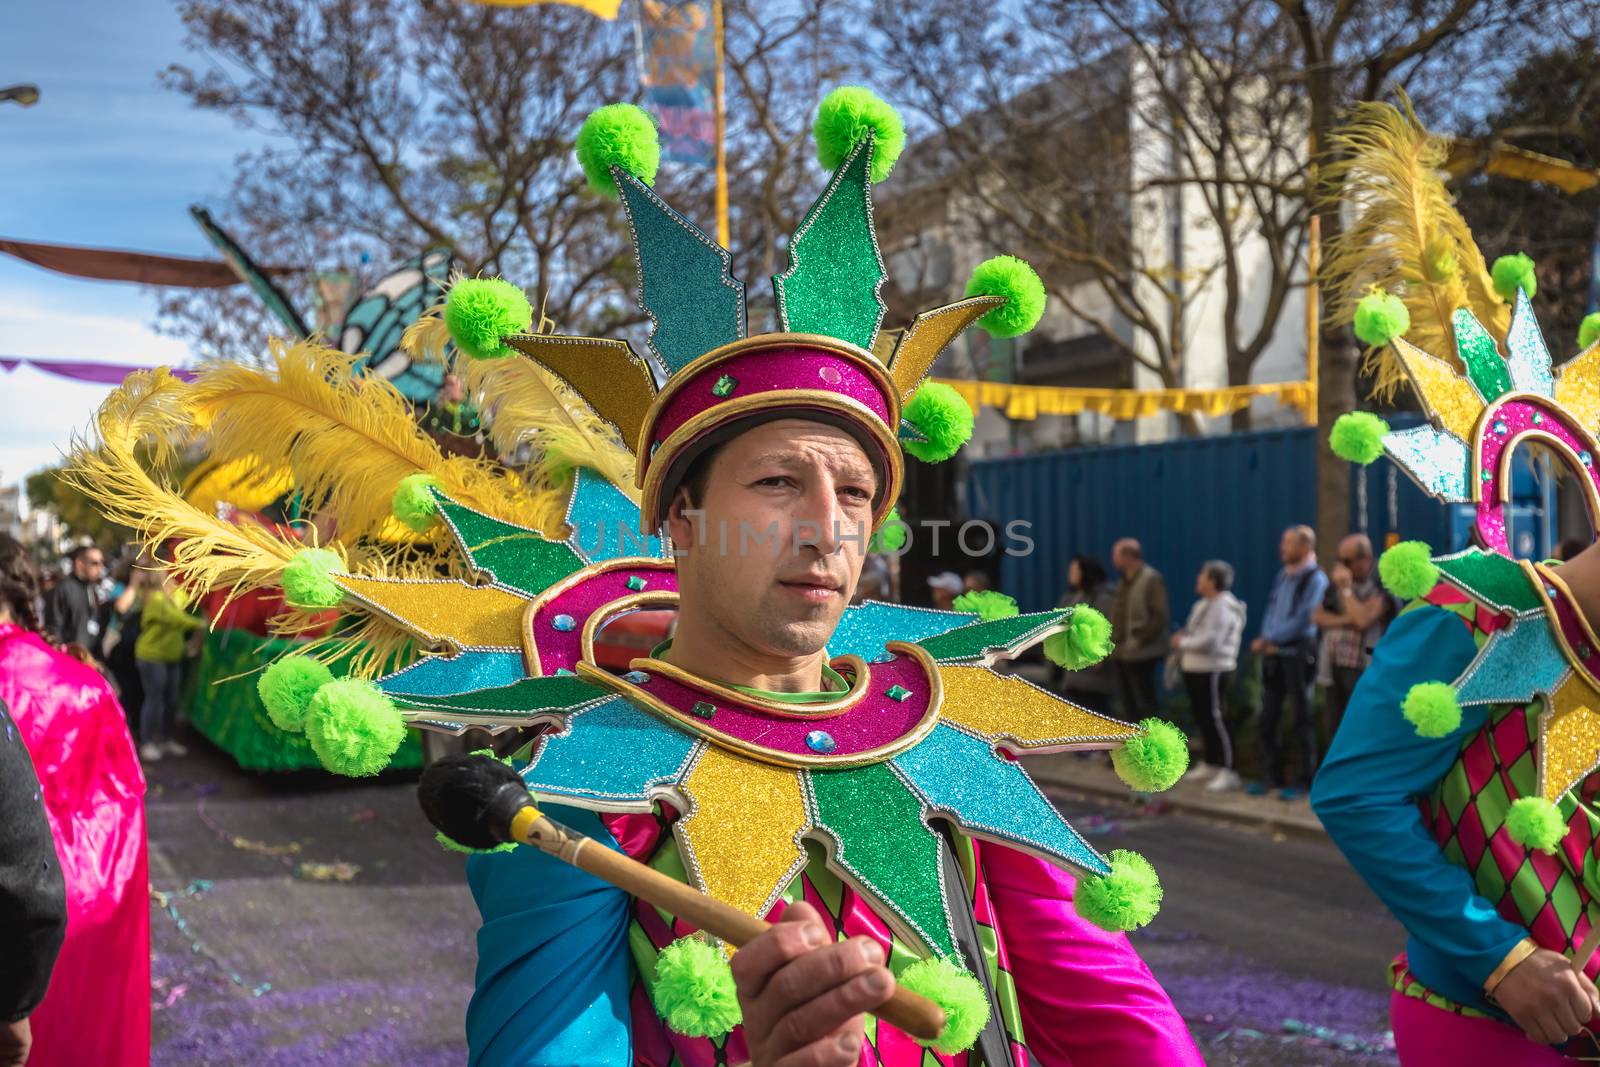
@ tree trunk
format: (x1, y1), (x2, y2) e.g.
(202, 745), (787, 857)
(1310, 76), (1352, 553)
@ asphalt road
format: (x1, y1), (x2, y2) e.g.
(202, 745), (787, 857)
(145, 739), (1402, 1066)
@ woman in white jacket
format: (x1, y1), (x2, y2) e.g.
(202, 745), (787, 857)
(1171, 560), (1248, 792)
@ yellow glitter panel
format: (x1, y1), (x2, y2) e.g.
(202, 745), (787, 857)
(888, 296), (1007, 400)
(937, 665), (1139, 751)
(1540, 674), (1600, 802)
(674, 745), (809, 920)
(336, 575), (527, 650)
(1555, 346), (1600, 436)
(503, 334), (656, 452)
(1392, 337), (1486, 442)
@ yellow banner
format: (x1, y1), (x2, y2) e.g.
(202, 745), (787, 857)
(458, 0), (620, 17)
(931, 378), (1316, 423)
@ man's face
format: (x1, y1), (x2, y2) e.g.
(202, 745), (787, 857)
(1280, 530), (1307, 565)
(1340, 537), (1373, 580)
(74, 550), (105, 582)
(667, 419), (877, 659)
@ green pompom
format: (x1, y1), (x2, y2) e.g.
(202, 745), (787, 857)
(1491, 253), (1537, 301)
(1401, 682), (1462, 739)
(1329, 411), (1390, 465)
(870, 506), (908, 554)
(1042, 605), (1114, 670)
(256, 655), (334, 734)
(392, 473), (441, 533)
(897, 957), (990, 1054)
(282, 547), (344, 609)
(1378, 540), (1439, 599)
(576, 103), (661, 198)
(901, 382), (974, 462)
(1111, 718), (1190, 792)
(304, 678), (406, 777)
(1074, 849), (1163, 932)
(445, 278), (533, 361)
(814, 86), (905, 183)
(652, 937), (742, 1038)
(1506, 796), (1567, 854)
(965, 256), (1047, 338)
(435, 830), (515, 855)
(1579, 312), (1600, 351)
(1353, 291), (1410, 346)
(951, 589), (1018, 621)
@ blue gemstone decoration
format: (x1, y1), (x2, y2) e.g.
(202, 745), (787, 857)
(1584, 452), (1594, 467)
(552, 613), (576, 632)
(624, 670), (650, 684)
(1493, 419), (1508, 435)
(806, 730), (837, 753)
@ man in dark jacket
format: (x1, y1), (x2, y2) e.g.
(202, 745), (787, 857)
(0, 701), (68, 1067)
(43, 546), (105, 654)
(1109, 538), (1170, 720)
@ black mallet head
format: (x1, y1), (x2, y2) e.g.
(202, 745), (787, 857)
(418, 753), (534, 850)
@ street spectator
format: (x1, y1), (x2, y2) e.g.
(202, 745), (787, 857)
(1313, 534), (1395, 737)
(134, 569), (204, 762)
(1109, 538), (1170, 719)
(0, 533), (150, 1067)
(43, 544), (104, 654)
(854, 553), (892, 604)
(928, 571), (964, 611)
(1054, 554), (1115, 713)
(963, 570), (992, 593)
(1557, 536), (1588, 561)
(1250, 525), (1329, 801)
(100, 556), (145, 727)
(1172, 560), (1247, 793)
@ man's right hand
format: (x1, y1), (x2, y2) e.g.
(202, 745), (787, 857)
(0, 1017), (32, 1067)
(1493, 948), (1600, 1046)
(731, 900), (895, 1067)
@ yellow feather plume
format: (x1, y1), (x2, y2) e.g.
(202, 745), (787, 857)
(1322, 96), (1510, 399)
(185, 339), (547, 543)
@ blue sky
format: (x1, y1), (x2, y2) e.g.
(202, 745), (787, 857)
(0, 0), (271, 483)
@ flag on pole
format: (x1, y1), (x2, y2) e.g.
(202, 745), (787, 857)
(636, 0), (718, 166)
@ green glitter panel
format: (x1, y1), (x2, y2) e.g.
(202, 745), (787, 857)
(808, 762), (957, 958)
(390, 674), (606, 716)
(916, 609), (1073, 663)
(436, 495), (584, 596)
(1453, 308), (1513, 402)
(1435, 550), (1543, 614)
(615, 168), (745, 375)
(772, 135), (887, 350)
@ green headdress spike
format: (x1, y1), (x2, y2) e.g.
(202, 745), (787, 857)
(613, 167), (746, 376)
(772, 134), (888, 351)
(1451, 306), (1512, 402)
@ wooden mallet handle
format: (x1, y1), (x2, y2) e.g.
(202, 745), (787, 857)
(508, 806), (947, 1042)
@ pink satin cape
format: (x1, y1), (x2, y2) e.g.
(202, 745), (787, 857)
(1, 623), (150, 1067)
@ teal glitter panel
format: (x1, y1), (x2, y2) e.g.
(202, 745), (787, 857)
(1453, 307), (1513, 403)
(524, 696), (698, 804)
(807, 761), (957, 958)
(1435, 549), (1544, 614)
(434, 491), (585, 596)
(565, 469), (665, 562)
(1383, 424), (1470, 503)
(379, 650), (527, 697)
(1504, 289), (1555, 398)
(898, 417), (929, 443)
(828, 600), (973, 659)
(916, 609), (1074, 664)
(1454, 617), (1570, 706)
(772, 135), (887, 350)
(892, 722), (1110, 878)
(614, 168), (745, 376)
(387, 674), (608, 716)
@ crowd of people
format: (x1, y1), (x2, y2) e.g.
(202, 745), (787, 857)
(1049, 527), (1400, 801)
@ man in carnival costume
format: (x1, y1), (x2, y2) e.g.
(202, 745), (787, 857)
(67, 89), (1202, 1066)
(1312, 99), (1600, 1066)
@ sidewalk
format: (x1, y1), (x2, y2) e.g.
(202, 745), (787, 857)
(1025, 751), (1326, 839)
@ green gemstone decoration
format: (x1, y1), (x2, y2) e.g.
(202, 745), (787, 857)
(772, 135), (886, 350)
(690, 700), (716, 719)
(712, 374), (737, 397)
(437, 497), (584, 597)
(626, 575), (648, 592)
(809, 762), (957, 957)
(1482, 468), (1493, 482)
(1453, 308), (1513, 402)
(614, 168), (744, 375)
(1435, 550), (1545, 614)
(884, 684), (911, 702)
(917, 609), (1073, 663)
(388, 674), (607, 716)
